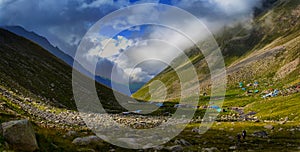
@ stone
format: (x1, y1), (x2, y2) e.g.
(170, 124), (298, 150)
(179, 139), (191, 146)
(1, 119), (38, 152)
(253, 131), (268, 138)
(72, 136), (101, 146)
(192, 128), (200, 133)
(168, 145), (183, 152)
(229, 146), (237, 150)
(66, 130), (78, 137)
(264, 125), (274, 130)
(202, 147), (218, 152)
(153, 145), (164, 150)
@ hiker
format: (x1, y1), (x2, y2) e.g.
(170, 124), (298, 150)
(254, 81), (259, 88)
(242, 130), (246, 140)
(237, 134), (241, 145)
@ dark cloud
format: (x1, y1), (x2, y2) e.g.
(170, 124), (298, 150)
(0, 0), (126, 56)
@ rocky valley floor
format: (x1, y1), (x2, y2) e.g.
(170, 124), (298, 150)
(0, 85), (300, 151)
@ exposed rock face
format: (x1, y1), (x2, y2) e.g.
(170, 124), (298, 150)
(275, 58), (299, 79)
(1, 119), (39, 152)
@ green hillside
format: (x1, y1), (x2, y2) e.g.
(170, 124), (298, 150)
(132, 0), (300, 102)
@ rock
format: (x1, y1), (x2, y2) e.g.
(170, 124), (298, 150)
(174, 139), (191, 146)
(167, 145), (183, 152)
(72, 136), (101, 146)
(229, 146), (237, 150)
(192, 127), (200, 133)
(153, 145), (164, 150)
(264, 125), (274, 130)
(202, 147), (218, 152)
(279, 121), (286, 125)
(253, 131), (268, 138)
(180, 139), (191, 146)
(66, 130), (78, 137)
(1, 119), (38, 152)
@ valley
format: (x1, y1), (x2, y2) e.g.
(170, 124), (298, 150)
(0, 0), (299, 151)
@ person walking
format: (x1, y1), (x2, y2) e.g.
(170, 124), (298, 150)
(242, 130), (247, 140)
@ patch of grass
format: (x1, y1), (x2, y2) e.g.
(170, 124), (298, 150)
(178, 121), (300, 151)
(245, 93), (300, 121)
(0, 96), (26, 115)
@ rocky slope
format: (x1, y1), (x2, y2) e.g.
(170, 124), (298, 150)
(0, 28), (131, 111)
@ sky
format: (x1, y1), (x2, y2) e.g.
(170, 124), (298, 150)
(0, 0), (263, 93)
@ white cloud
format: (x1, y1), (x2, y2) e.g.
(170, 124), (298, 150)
(210, 0), (261, 16)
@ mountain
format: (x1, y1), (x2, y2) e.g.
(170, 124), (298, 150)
(0, 28), (130, 111)
(2, 26), (74, 66)
(3, 26), (143, 95)
(132, 0), (300, 101)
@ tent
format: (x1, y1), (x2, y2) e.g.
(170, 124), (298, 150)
(239, 82), (244, 88)
(155, 103), (164, 107)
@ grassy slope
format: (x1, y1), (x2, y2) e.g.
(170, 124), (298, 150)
(132, 0), (300, 102)
(132, 0), (300, 133)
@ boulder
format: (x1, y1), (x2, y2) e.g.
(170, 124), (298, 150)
(252, 131), (268, 138)
(1, 119), (38, 152)
(72, 135), (101, 146)
(167, 145), (183, 152)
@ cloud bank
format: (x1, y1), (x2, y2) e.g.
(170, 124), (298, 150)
(0, 0), (263, 89)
